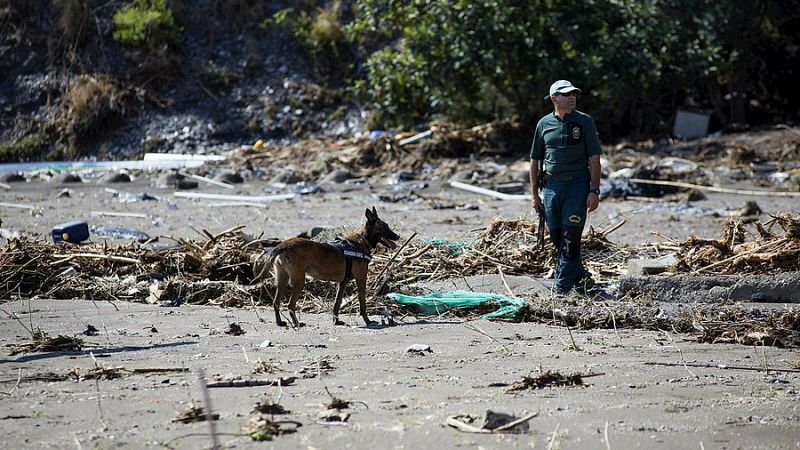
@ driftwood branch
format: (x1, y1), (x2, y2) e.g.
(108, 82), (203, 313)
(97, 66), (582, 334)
(629, 178), (800, 197)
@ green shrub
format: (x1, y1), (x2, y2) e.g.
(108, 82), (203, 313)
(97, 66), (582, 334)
(112, 0), (181, 50)
(0, 133), (51, 163)
(264, 5), (348, 65)
(201, 61), (241, 89)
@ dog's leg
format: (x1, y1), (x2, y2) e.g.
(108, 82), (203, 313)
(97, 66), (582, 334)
(332, 281), (347, 326)
(287, 274), (306, 327)
(356, 276), (376, 326)
(273, 265), (289, 327)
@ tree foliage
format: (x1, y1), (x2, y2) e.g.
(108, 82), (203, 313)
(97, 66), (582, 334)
(349, 0), (800, 137)
(112, 0), (181, 50)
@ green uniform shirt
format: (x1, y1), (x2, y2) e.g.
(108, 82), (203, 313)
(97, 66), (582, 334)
(529, 110), (602, 178)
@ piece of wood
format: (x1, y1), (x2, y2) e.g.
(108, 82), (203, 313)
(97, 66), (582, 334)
(496, 265), (515, 297)
(398, 129), (433, 146)
(50, 253), (140, 265)
(143, 153), (227, 162)
(207, 201), (268, 208)
(629, 178), (800, 197)
(90, 211), (148, 219)
(449, 180), (532, 200)
(445, 417), (491, 433)
(600, 219), (627, 236)
(206, 376), (297, 388)
(445, 411), (539, 434)
(645, 361), (800, 373)
(0, 160), (205, 172)
(491, 411), (539, 432)
(178, 170), (234, 189)
(0, 202), (35, 210)
(173, 192), (295, 202)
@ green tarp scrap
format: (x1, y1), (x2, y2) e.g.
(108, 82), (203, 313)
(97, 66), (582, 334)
(386, 290), (526, 319)
(423, 239), (476, 256)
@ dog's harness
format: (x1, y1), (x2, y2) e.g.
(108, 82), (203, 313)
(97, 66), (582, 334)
(330, 239), (371, 280)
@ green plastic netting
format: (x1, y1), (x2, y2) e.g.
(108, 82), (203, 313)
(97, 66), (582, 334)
(386, 290), (526, 319)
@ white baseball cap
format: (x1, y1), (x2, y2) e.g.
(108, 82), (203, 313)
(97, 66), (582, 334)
(544, 80), (581, 100)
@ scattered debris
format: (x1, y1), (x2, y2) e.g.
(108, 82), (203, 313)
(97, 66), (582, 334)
(252, 401), (289, 415)
(172, 405), (219, 424)
(223, 323), (245, 336)
(243, 415), (301, 441)
(505, 370), (603, 391)
(406, 344), (432, 354)
(8, 331), (83, 355)
(445, 410), (539, 434)
(205, 376), (296, 388)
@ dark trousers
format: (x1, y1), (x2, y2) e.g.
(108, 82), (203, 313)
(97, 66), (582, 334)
(542, 174), (590, 288)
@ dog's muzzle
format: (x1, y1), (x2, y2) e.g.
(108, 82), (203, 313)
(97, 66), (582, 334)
(381, 237), (398, 249)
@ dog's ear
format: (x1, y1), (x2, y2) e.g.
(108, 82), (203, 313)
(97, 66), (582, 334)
(365, 207), (376, 222)
(372, 206), (378, 217)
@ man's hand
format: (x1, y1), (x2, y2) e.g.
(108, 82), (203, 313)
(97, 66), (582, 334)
(532, 194), (544, 216)
(587, 192), (599, 212)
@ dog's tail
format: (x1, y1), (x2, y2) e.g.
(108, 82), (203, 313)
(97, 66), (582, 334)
(252, 246), (288, 283)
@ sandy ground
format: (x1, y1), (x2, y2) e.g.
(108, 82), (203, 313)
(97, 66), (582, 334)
(1, 174), (800, 449)
(1, 299), (799, 450)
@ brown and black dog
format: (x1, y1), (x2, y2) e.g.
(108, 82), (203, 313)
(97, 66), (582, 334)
(254, 207), (400, 327)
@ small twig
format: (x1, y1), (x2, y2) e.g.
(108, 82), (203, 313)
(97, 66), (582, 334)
(496, 265), (515, 297)
(644, 361), (800, 373)
(369, 232), (417, 291)
(196, 368), (220, 450)
(50, 253), (140, 265)
(89, 353), (107, 430)
(546, 423), (561, 450)
(663, 331), (697, 378)
(491, 411), (539, 432)
(1, 368), (21, 396)
(600, 218), (627, 236)
(564, 323), (580, 351)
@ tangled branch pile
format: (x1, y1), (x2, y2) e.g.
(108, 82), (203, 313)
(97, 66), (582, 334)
(671, 213), (800, 274)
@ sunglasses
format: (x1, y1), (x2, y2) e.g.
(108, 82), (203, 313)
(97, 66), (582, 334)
(556, 92), (577, 97)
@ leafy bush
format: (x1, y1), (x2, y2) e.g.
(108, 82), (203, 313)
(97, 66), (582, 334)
(0, 132), (51, 163)
(265, 5), (349, 74)
(349, 0), (799, 138)
(112, 0), (181, 50)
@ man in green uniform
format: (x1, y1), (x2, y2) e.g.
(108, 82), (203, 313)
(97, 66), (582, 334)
(529, 80), (602, 295)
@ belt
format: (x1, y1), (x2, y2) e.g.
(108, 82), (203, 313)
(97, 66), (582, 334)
(547, 173), (580, 181)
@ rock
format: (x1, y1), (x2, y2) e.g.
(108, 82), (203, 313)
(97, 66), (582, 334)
(406, 344), (432, 354)
(103, 172), (132, 183)
(320, 169), (353, 184)
(224, 323), (245, 336)
(158, 171), (184, 186)
(56, 173), (82, 183)
(214, 170), (244, 184)
(175, 179), (199, 190)
(270, 171), (302, 184)
(0, 172), (25, 182)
